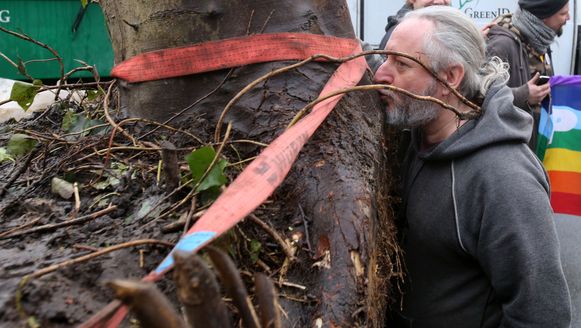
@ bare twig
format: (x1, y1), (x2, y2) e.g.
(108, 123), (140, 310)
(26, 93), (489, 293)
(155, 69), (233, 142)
(248, 214), (294, 260)
(103, 80), (139, 146)
(0, 206), (117, 240)
(0, 26), (65, 87)
(0, 99), (14, 107)
(39, 81), (113, 91)
(0, 217), (42, 239)
(259, 10), (276, 33)
(287, 84), (478, 129)
(16, 239), (175, 320)
(119, 117), (204, 144)
(28, 239), (174, 280)
(182, 198), (197, 236)
(0, 145), (40, 198)
(298, 205), (312, 254)
(137, 68), (235, 141)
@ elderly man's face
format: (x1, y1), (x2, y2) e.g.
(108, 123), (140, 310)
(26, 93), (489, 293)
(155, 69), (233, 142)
(543, 2), (570, 36)
(410, 0), (451, 9)
(373, 18), (443, 127)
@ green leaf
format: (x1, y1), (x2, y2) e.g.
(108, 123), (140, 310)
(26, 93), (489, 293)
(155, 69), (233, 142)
(197, 159), (228, 192)
(249, 239), (262, 264)
(86, 89), (102, 101)
(7, 134), (37, 157)
(61, 110), (78, 132)
(81, 0), (88, 8)
(62, 111), (108, 136)
(9, 80), (42, 111)
(185, 146), (228, 192)
(0, 148), (15, 163)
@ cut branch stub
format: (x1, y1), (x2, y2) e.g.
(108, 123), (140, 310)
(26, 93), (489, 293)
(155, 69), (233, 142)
(205, 246), (261, 328)
(106, 279), (185, 328)
(254, 272), (282, 328)
(172, 251), (232, 328)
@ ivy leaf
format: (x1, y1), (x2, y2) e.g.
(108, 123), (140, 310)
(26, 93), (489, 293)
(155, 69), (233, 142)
(9, 80), (42, 111)
(7, 134), (37, 157)
(185, 146), (228, 192)
(197, 160), (228, 192)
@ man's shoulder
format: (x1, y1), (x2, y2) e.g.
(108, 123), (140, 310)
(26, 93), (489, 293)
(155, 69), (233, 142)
(487, 25), (520, 45)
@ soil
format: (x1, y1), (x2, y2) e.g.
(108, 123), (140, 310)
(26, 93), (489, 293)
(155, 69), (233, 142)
(0, 94), (291, 327)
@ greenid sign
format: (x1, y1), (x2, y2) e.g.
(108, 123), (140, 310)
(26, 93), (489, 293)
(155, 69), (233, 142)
(451, 0), (512, 25)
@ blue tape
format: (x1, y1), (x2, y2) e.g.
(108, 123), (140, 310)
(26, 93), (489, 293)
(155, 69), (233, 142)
(154, 231), (216, 274)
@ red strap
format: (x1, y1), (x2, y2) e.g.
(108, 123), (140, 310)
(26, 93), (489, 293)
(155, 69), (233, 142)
(111, 33), (361, 83)
(80, 33), (367, 328)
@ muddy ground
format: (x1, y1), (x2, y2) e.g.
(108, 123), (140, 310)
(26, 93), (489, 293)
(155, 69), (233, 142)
(0, 90), (294, 327)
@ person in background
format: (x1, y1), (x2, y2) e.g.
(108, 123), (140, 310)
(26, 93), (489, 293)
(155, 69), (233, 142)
(373, 6), (571, 327)
(377, 0), (450, 51)
(486, 0), (570, 150)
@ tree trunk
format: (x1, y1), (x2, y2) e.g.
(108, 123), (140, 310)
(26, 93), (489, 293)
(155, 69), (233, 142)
(100, 1), (401, 326)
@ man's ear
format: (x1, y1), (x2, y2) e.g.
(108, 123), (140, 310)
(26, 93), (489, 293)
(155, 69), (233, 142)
(441, 64), (465, 96)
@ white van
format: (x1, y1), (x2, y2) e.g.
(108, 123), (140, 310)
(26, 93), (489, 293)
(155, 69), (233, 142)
(347, 0), (578, 75)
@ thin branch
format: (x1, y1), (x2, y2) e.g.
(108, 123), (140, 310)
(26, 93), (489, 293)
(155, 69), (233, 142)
(0, 206), (117, 240)
(0, 26), (65, 85)
(118, 117), (204, 144)
(137, 68), (235, 141)
(103, 80), (139, 146)
(248, 214), (295, 260)
(0, 99), (14, 107)
(0, 145), (40, 198)
(15, 239), (175, 319)
(287, 84), (479, 129)
(0, 217), (42, 239)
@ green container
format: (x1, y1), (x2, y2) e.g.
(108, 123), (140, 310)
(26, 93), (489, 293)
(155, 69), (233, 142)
(0, 0), (113, 81)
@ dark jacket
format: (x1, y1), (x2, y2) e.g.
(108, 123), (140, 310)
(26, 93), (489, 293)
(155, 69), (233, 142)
(486, 21), (554, 151)
(391, 83), (571, 327)
(486, 25), (531, 110)
(378, 3), (412, 50)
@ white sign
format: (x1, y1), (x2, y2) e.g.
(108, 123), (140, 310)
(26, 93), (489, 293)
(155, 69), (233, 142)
(450, 0), (513, 26)
(0, 10), (10, 23)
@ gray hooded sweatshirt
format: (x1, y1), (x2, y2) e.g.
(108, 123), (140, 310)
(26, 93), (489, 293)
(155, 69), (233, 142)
(396, 83), (571, 327)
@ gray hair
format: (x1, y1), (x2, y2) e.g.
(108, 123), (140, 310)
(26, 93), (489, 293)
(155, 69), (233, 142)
(404, 6), (509, 99)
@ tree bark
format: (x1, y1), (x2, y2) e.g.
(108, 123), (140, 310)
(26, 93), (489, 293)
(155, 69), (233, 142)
(100, 0), (401, 326)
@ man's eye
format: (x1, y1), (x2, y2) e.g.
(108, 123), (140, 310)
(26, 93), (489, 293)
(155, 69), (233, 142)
(396, 60), (408, 68)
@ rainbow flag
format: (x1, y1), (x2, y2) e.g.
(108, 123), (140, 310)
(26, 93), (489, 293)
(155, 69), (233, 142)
(537, 75), (581, 217)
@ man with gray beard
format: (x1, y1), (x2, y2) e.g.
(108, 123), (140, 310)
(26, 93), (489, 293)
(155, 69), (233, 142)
(373, 6), (571, 327)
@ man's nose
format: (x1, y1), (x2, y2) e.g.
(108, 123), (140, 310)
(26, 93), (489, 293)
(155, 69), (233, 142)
(373, 61), (393, 85)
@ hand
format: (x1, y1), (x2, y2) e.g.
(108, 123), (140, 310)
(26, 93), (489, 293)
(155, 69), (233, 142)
(481, 23), (494, 38)
(527, 73), (551, 105)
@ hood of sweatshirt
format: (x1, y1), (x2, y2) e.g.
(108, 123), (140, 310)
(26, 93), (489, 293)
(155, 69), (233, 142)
(413, 83), (533, 161)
